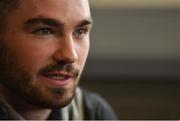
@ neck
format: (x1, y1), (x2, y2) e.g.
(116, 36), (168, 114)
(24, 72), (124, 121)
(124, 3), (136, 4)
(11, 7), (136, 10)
(0, 85), (52, 120)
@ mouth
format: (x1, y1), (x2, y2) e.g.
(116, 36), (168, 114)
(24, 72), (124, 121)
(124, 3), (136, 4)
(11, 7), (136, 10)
(41, 71), (75, 87)
(44, 72), (73, 80)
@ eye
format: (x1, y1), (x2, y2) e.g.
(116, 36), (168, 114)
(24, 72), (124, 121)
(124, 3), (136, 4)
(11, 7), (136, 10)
(33, 27), (54, 35)
(74, 27), (88, 37)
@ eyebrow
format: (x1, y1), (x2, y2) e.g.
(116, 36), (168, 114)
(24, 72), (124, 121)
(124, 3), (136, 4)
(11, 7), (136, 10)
(75, 17), (93, 28)
(24, 17), (64, 29)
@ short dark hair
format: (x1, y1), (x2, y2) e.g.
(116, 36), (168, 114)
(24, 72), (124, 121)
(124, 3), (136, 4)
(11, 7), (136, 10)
(0, 0), (20, 33)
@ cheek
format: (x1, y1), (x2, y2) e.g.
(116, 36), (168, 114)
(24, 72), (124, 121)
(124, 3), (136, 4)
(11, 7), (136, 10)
(76, 41), (90, 68)
(4, 41), (53, 74)
(21, 47), (53, 73)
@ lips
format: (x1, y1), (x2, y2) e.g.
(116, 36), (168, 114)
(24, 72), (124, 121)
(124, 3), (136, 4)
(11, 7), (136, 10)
(39, 64), (79, 87)
(45, 74), (70, 80)
(39, 69), (77, 87)
(43, 71), (74, 81)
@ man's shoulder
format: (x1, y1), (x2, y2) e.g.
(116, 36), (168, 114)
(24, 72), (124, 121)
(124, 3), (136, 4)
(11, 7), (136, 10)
(80, 88), (118, 120)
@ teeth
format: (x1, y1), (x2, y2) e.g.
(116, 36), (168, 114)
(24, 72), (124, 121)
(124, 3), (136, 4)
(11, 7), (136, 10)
(47, 75), (68, 80)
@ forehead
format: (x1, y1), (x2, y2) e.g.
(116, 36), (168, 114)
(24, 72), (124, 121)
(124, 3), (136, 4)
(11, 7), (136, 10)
(8, 0), (91, 25)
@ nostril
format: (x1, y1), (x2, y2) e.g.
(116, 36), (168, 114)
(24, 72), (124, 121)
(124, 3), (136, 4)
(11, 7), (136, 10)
(57, 60), (68, 65)
(54, 53), (78, 64)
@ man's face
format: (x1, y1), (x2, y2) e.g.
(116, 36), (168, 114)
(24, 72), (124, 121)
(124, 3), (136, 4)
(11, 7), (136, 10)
(0, 0), (92, 108)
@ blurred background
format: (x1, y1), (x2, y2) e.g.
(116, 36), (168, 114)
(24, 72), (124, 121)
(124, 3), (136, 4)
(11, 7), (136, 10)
(79, 0), (180, 119)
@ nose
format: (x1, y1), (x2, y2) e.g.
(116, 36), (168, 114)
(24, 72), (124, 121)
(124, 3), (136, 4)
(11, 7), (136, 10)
(53, 36), (78, 64)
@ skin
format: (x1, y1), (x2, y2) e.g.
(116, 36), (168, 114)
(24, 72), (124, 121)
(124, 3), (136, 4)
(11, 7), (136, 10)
(0, 0), (92, 119)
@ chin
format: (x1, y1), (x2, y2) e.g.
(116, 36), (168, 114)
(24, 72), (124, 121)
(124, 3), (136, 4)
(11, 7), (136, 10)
(53, 93), (75, 109)
(50, 90), (75, 109)
(25, 86), (76, 109)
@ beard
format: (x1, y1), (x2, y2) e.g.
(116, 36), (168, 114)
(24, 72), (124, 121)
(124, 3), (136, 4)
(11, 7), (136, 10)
(0, 42), (80, 109)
